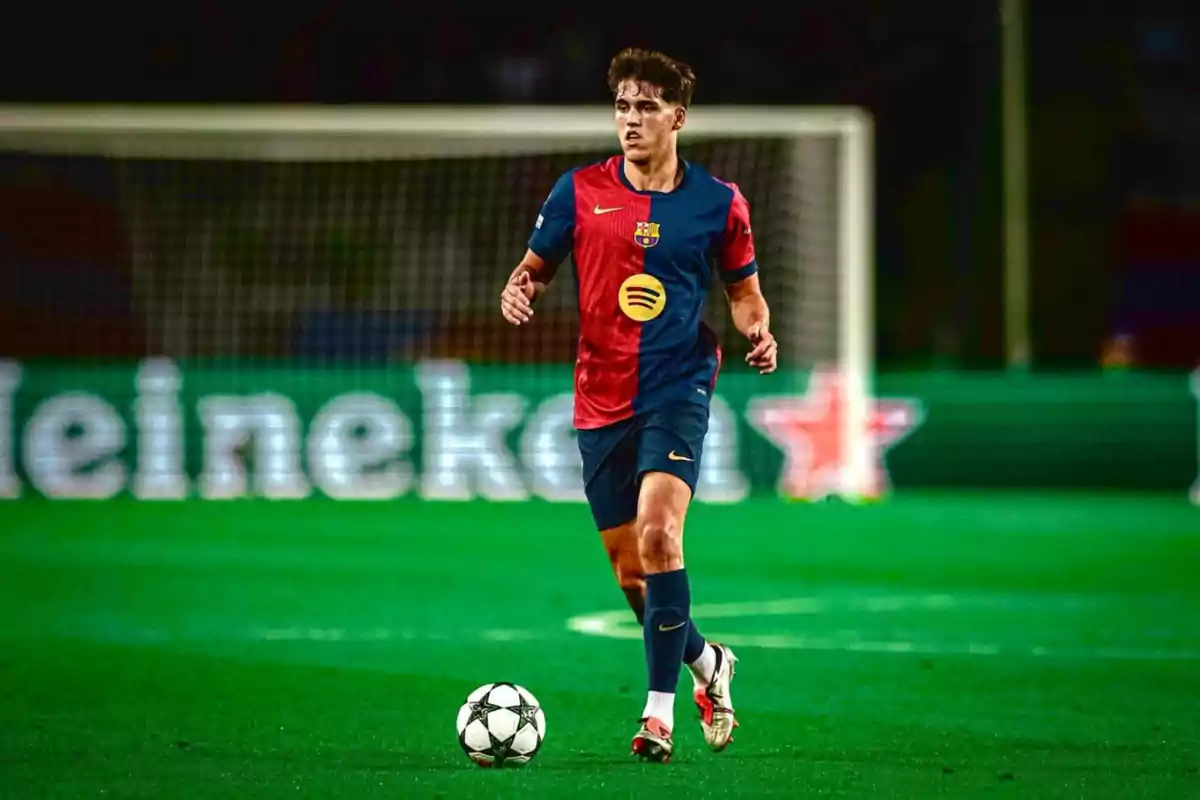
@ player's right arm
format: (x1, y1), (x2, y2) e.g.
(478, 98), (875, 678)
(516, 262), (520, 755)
(501, 170), (577, 326)
(500, 251), (552, 325)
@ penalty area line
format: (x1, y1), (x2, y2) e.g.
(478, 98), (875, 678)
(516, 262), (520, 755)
(254, 627), (549, 643)
(564, 595), (1200, 662)
(6, 618), (553, 646)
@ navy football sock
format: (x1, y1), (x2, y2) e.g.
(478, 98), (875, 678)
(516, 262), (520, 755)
(683, 620), (706, 664)
(628, 588), (705, 665)
(643, 568), (692, 693)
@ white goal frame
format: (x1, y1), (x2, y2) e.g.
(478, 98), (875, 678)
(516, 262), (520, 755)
(0, 104), (876, 499)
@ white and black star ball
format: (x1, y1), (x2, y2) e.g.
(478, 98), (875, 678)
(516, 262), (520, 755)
(455, 682), (546, 768)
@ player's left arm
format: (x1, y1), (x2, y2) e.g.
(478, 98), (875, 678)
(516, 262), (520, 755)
(718, 184), (777, 374)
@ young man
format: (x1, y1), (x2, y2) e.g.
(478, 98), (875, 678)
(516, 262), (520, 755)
(499, 48), (777, 762)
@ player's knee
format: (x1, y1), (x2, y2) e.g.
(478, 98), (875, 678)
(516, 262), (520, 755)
(637, 513), (683, 572)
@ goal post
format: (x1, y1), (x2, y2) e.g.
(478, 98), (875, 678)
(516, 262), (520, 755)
(0, 104), (876, 500)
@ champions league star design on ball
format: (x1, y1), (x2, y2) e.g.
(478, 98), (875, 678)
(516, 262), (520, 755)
(456, 683), (546, 768)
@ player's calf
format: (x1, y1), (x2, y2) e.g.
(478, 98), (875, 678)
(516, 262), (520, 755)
(602, 523), (647, 621)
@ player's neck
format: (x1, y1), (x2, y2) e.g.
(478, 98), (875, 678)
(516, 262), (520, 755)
(623, 150), (682, 193)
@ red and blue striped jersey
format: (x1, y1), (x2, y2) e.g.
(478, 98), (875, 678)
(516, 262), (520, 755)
(527, 156), (758, 430)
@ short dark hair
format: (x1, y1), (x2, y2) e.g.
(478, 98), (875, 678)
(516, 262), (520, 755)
(606, 48), (696, 108)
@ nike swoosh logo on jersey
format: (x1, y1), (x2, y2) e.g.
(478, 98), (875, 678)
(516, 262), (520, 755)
(593, 204), (623, 214)
(657, 621), (687, 632)
(668, 451), (694, 462)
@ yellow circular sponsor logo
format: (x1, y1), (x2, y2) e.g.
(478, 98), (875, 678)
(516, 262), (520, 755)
(619, 274), (667, 322)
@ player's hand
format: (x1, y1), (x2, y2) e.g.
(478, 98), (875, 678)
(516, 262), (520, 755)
(500, 271), (537, 325)
(745, 323), (778, 374)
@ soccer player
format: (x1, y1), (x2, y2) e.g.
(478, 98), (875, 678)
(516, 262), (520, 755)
(499, 48), (777, 762)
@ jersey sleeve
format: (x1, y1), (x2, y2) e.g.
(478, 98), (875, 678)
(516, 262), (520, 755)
(719, 183), (758, 283)
(527, 169), (577, 267)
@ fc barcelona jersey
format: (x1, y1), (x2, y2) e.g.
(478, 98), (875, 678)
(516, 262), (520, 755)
(527, 156), (758, 430)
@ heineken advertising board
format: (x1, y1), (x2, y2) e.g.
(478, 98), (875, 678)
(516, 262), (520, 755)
(0, 360), (1196, 501)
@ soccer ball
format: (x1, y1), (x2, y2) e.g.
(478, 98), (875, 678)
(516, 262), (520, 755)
(456, 682), (546, 768)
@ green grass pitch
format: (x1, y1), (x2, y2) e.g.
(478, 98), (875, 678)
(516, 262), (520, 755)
(1, 493), (1198, 798)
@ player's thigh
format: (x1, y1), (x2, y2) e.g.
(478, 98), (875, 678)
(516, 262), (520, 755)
(634, 401), (711, 501)
(636, 471), (694, 526)
(577, 420), (640, 531)
(633, 402), (710, 555)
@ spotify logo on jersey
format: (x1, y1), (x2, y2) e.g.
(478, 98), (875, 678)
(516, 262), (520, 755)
(619, 274), (666, 322)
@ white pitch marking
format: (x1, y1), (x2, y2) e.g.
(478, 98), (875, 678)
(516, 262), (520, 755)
(565, 594), (1200, 661)
(253, 627), (548, 644)
(481, 629), (547, 642)
(255, 628), (442, 642)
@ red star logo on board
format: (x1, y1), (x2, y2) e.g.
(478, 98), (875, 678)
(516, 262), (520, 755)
(747, 367), (923, 501)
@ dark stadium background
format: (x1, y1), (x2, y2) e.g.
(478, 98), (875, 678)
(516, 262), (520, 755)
(0, 0), (1196, 368)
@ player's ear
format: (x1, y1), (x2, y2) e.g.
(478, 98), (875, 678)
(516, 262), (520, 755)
(673, 106), (686, 131)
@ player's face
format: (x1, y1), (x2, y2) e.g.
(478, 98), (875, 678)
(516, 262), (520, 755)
(614, 80), (683, 165)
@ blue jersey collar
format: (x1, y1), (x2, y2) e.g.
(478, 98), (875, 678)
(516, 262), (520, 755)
(617, 156), (691, 195)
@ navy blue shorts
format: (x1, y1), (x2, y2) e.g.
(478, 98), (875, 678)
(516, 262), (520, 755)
(576, 401), (710, 531)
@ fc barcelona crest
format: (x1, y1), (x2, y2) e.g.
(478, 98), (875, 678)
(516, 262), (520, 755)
(633, 221), (660, 248)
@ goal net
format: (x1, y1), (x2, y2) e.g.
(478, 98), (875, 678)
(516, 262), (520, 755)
(0, 105), (875, 499)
